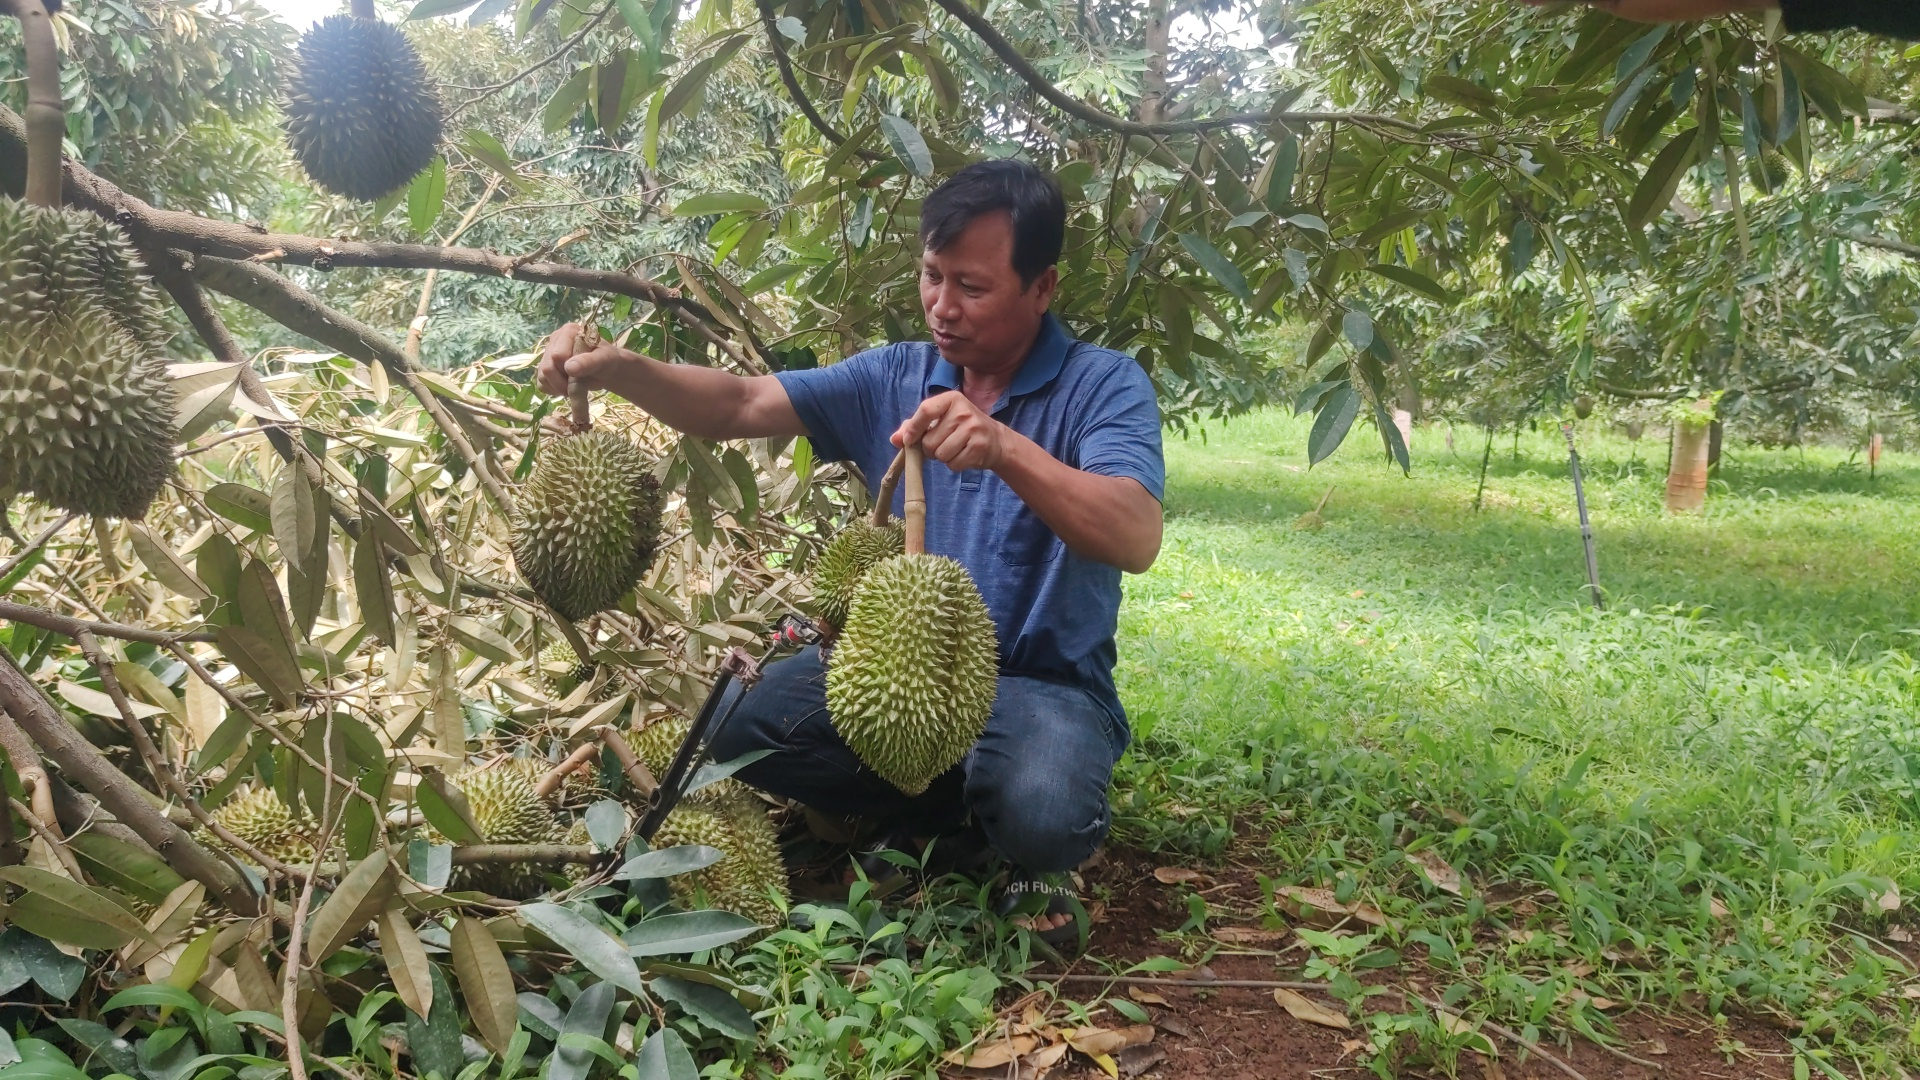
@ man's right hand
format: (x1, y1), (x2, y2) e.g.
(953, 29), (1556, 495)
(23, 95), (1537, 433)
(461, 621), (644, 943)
(537, 321), (645, 397)
(532, 321), (806, 441)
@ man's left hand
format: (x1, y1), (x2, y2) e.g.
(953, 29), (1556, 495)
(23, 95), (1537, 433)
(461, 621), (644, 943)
(893, 391), (1009, 472)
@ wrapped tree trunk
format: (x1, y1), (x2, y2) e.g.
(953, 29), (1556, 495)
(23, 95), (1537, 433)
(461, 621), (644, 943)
(1665, 398), (1715, 513)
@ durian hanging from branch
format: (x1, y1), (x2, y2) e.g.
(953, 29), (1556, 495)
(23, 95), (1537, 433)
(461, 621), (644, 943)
(0, 0), (178, 521)
(809, 451), (906, 631)
(511, 337), (666, 621)
(826, 442), (998, 795)
(282, 0), (444, 201)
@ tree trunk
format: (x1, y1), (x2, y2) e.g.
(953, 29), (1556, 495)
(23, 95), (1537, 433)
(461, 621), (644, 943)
(1707, 420), (1724, 468)
(1665, 400), (1714, 513)
(1139, 0), (1170, 124)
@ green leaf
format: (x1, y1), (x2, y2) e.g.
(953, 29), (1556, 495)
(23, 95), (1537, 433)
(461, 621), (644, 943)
(595, 52), (633, 136)
(1627, 126), (1698, 230)
(353, 534), (396, 647)
(775, 15), (803, 41)
(304, 849), (395, 963)
(1364, 264), (1450, 304)
(102, 984), (202, 1018)
(126, 525), (208, 601)
(1602, 66), (1658, 140)
(459, 129), (521, 186)
(1424, 73), (1498, 114)
(550, 983), (615, 1080)
(417, 772), (485, 845)
(1176, 233), (1252, 303)
(615, 0), (651, 40)
(517, 904), (644, 994)
(1341, 310), (1374, 351)
(67, 833), (186, 907)
(878, 114), (932, 178)
(1308, 382), (1360, 467)
(408, 0), (481, 17)
(1374, 401), (1411, 475)
(1262, 136), (1298, 211)
(609, 846), (724, 880)
(679, 437), (743, 513)
(671, 192), (768, 216)
(543, 68), (593, 133)
(635, 1028), (698, 1080)
(622, 910), (761, 955)
(204, 483), (272, 534)
(661, 36), (745, 124)
(408, 157), (447, 236)
(447, 616), (517, 664)
(0, 868), (152, 949)
(649, 976), (754, 1039)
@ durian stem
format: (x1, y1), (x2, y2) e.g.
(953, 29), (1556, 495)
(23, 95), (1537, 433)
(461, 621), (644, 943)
(903, 443), (926, 555)
(600, 725), (659, 798)
(567, 378), (592, 431)
(869, 449), (906, 528)
(349, 0), (373, 17)
(9, 0), (63, 208)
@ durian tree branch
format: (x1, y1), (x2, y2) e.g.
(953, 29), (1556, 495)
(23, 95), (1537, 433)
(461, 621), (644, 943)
(0, 706), (59, 844)
(5, 0), (61, 208)
(753, 0), (881, 160)
(0, 645), (261, 914)
(70, 627), (301, 879)
(190, 257), (519, 520)
(0, 599), (219, 644)
(449, 843), (598, 865)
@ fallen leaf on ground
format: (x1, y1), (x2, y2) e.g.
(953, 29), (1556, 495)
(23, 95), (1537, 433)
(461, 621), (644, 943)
(1155, 1016), (1193, 1039)
(1276, 885), (1389, 928)
(1116, 1044), (1167, 1077)
(1338, 1039), (1367, 1060)
(1707, 895), (1730, 919)
(1212, 926), (1289, 947)
(1273, 987), (1351, 1029)
(1878, 883), (1902, 913)
(1888, 926), (1911, 943)
(1901, 986), (1920, 1000)
(1406, 849), (1463, 895)
(1025, 1042), (1070, 1071)
(1647, 1039), (1668, 1055)
(945, 1035), (1038, 1069)
(1126, 987), (1168, 1005)
(1441, 808), (1470, 826)
(1068, 1025), (1155, 1056)
(1154, 866), (1208, 885)
(1560, 961), (1595, 978)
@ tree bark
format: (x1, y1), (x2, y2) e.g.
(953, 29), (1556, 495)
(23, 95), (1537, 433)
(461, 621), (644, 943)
(1665, 401), (1714, 514)
(1140, 0), (1171, 125)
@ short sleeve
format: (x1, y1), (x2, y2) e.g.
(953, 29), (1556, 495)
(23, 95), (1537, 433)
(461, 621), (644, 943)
(1073, 355), (1165, 502)
(773, 346), (893, 464)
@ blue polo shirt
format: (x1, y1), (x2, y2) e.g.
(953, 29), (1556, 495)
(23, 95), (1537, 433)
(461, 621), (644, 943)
(774, 315), (1164, 725)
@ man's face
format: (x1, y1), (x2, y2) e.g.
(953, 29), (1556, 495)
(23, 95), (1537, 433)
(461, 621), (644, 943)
(918, 210), (1057, 371)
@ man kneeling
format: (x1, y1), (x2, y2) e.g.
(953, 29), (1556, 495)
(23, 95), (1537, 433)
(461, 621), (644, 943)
(538, 160), (1165, 944)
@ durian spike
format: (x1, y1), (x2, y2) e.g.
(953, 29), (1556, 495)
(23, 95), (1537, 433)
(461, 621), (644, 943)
(10, 0), (63, 208)
(869, 448), (906, 527)
(903, 442), (926, 555)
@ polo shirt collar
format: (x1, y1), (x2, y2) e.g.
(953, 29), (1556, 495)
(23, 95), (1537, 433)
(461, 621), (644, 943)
(928, 314), (1071, 401)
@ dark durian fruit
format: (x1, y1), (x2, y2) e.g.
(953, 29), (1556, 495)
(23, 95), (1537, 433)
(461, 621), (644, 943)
(283, 15), (444, 201)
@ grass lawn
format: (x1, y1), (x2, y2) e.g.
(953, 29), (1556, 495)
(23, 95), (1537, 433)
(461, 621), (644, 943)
(1108, 410), (1920, 1075)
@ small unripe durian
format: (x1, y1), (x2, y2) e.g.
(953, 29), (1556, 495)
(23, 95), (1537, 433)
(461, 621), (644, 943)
(810, 520), (905, 628)
(203, 788), (322, 866)
(283, 15), (444, 201)
(424, 765), (559, 898)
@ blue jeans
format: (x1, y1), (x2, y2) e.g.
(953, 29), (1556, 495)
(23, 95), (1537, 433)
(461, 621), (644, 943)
(705, 646), (1128, 874)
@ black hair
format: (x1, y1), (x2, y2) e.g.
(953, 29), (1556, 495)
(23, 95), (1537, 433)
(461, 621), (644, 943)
(919, 159), (1066, 288)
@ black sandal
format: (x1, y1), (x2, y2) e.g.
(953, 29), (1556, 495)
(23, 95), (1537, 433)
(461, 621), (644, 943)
(994, 871), (1088, 953)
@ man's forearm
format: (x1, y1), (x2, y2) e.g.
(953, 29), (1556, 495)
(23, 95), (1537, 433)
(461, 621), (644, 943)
(994, 432), (1163, 574)
(593, 353), (803, 440)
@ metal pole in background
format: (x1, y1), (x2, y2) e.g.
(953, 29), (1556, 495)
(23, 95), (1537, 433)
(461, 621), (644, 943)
(1563, 424), (1604, 611)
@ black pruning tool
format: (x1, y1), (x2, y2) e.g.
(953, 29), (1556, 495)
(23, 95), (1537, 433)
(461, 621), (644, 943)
(633, 613), (822, 841)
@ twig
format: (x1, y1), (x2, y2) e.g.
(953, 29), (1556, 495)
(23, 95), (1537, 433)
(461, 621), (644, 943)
(0, 644), (258, 913)
(281, 828), (323, 1080)
(0, 599), (218, 644)
(451, 3), (612, 119)
(6, 795), (85, 878)
(533, 740), (601, 799)
(600, 725), (658, 798)
(0, 513), (74, 582)
(406, 175), (504, 364)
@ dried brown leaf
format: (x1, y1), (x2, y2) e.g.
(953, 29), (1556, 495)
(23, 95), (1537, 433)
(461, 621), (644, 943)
(1067, 1024), (1155, 1056)
(1126, 986), (1169, 1005)
(944, 1034), (1039, 1069)
(1407, 849), (1463, 895)
(1275, 885), (1389, 928)
(1273, 987), (1350, 1030)
(1211, 926), (1289, 947)
(1153, 866), (1208, 885)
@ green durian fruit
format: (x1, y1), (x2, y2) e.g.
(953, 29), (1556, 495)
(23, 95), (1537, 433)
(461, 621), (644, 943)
(561, 818), (593, 884)
(0, 310), (178, 518)
(651, 796), (787, 927)
(0, 199), (170, 351)
(282, 16), (444, 201)
(425, 765), (559, 898)
(0, 199), (178, 518)
(203, 788), (320, 866)
(810, 520), (905, 628)
(826, 554), (998, 795)
(598, 718), (742, 802)
(537, 640), (595, 697)
(1573, 395), (1594, 420)
(512, 430), (664, 621)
